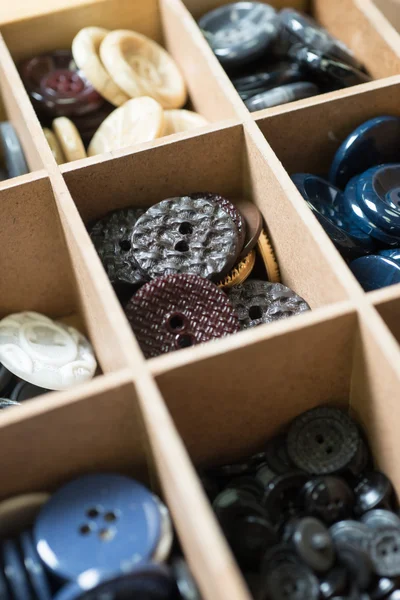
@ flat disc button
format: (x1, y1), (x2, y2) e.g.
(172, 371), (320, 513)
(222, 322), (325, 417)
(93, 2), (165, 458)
(263, 561), (320, 600)
(361, 510), (400, 531)
(287, 406), (360, 475)
(130, 194), (241, 281)
(198, 2), (279, 68)
(301, 476), (355, 524)
(370, 530), (400, 577)
(125, 274), (240, 358)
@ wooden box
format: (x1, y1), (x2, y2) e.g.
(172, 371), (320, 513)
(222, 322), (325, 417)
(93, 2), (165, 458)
(0, 0), (400, 598)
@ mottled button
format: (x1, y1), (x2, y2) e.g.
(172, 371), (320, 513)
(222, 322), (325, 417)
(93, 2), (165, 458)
(263, 560), (320, 600)
(354, 471), (395, 516)
(245, 82), (319, 112)
(227, 279), (310, 330)
(34, 474), (163, 581)
(88, 207), (148, 290)
(53, 117), (87, 162)
(235, 200), (263, 261)
(199, 2), (278, 68)
(20, 531), (52, 600)
(361, 510), (400, 531)
(350, 255), (400, 292)
(263, 471), (308, 524)
(125, 274), (240, 358)
(10, 380), (49, 402)
(286, 407), (360, 475)
(284, 517), (335, 572)
(330, 116), (400, 189)
(302, 476), (354, 524)
(131, 194), (240, 281)
(0, 123), (29, 179)
(370, 530), (400, 577)
(0, 312), (96, 391)
(3, 539), (33, 600)
(72, 27), (129, 107)
(88, 96), (165, 156)
(100, 30), (187, 109)
(163, 110), (209, 136)
(20, 50), (104, 118)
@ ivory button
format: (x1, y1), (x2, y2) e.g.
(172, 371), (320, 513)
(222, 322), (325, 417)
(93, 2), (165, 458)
(72, 27), (130, 107)
(87, 96), (164, 156)
(99, 30), (187, 109)
(52, 117), (87, 162)
(43, 128), (65, 164)
(163, 110), (209, 136)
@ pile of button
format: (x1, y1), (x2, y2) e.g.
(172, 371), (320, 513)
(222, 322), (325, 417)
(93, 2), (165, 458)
(199, 2), (371, 112)
(293, 115), (400, 292)
(201, 406), (400, 600)
(20, 28), (209, 164)
(0, 311), (97, 410)
(0, 472), (201, 599)
(88, 193), (311, 358)
(0, 122), (28, 180)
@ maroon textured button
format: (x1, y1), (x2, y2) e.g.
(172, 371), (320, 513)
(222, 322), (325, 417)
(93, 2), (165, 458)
(125, 274), (240, 358)
(20, 50), (104, 118)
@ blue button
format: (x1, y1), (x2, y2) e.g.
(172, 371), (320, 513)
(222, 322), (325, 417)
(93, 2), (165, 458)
(355, 165), (400, 237)
(329, 116), (400, 189)
(20, 531), (52, 600)
(52, 563), (176, 600)
(379, 248), (400, 262)
(3, 539), (33, 600)
(292, 173), (375, 259)
(349, 255), (400, 291)
(34, 474), (162, 582)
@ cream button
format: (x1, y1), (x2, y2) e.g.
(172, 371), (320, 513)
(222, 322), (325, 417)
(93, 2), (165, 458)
(163, 109), (209, 136)
(72, 27), (130, 107)
(43, 127), (65, 164)
(88, 96), (164, 156)
(52, 117), (87, 162)
(100, 30), (187, 109)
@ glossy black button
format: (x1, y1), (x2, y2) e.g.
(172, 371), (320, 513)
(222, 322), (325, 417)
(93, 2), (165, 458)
(0, 363), (13, 396)
(262, 560), (320, 600)
(265, 433), (294, 475)
(354, 472), (395, 516)
(256, 464), (279, 489)
(370, 577), (399, 600)
(263, 471), (308, 524)
(245, 81), (319, 112)
(350, 256), (400, 292)
(319, 565), (349, 599)
(226, 476), (264, 501)
(283, 517), (335, 572)
(302, 476), (355, 524)
(10, 380), (49, 402)
(232, 62), (304, 101)
(361, 509), (400, 531)
(370, 529), (400, 577)
(286, 406), (361, 475)
(330, 520), (372, 549)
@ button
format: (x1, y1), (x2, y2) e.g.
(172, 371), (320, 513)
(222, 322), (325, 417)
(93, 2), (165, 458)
(283, 517), (335, 572)
(34, 474), (165, 581)
(319, 565), (349, 599)
(66, 102), (114, 146)
(3, 539), (33, 600)
(370, 530), (400, 577)
(355, 165), (400, 237)
(361, 509), (400, 531)
(19, 50), (104, 118)
(0, 399), (20, 410)
(0, 493), (50, 538)
(227, 279), (310, 330)
(130, 194), (241, 281)
(264, 433), (294, 475)
(257, 229), (281, 282)
(72, 27), (130, 107)
(380, 248), (400, 262)
(99, 30), (187, 109)
(20, 531), (52, 600)
(88, 207), (148, 290)
(232, 62), (304, 101)
(0, 566), (10, 600)
(346, 437), (371, 478)
(52, 117), (87, 162)
(43, 127), (66, 164)
(330, 520), (372, 550)
(286, 406), (361, 475)
(245, 81), (319, 112)
(198, 2), (278, 69)
(87, 96), (165, 157)
(0, 363), (13, 396)
(0, 312), (97, 391)
(225, 476), (264, 501)
(350, 255), (400, 292)
(125, 274), (240, 358)
(354, 471), (395, 516)
(172, 558), (201, 600)
(256, 464), (280, 489)
(234, 201), (263, 261)
(330, 116), (400, 189)
(163, 110), (209, 136)
(335, 541), (373, 591)
(9, 380), (49, 402)
(262, 560), (320, 600)
(370, 577), (399, 600)
(301, 476), (355, 524)
(263, 471), (309, 524)
(292, 173), (375, 260)
(217, 250), (256, 289)
(0, 122), (29, 179)
(52, 563), (176, 600)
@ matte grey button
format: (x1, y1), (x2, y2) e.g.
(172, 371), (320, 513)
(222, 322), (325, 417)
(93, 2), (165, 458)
(361, 510), (400, 532)
(370, 529), (400, 577)
(245, 82), (319, 112)
(0, 122), (28, 179)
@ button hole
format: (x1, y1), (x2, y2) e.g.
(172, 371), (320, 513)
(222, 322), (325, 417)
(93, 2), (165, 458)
(119, 239), (131, 252)
(79, 524), (92, 535)
(104, 511), (118, 523)
(179, 222), (193, 235)
(175, 240), (189, 252)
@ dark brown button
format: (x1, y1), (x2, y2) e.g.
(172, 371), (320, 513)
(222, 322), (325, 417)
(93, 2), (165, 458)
(234, 200), (263, 260)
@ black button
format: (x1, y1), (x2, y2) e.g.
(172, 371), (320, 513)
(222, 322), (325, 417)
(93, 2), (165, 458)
(263, 471), (308, 524)
(256, 464), (279, 489)
(354, 472), (395, 516)
(262, 560), (320, 600)
(370, 577), (399, 600)
(330, 520), (372, 549)
(335, 541), (373, 590)
(301, 476), (355, 524)
(10, 380), (49, 402)
(283, 517), (335, 572)
(319, 565), (349, 599)
(265, 433), (294, 475)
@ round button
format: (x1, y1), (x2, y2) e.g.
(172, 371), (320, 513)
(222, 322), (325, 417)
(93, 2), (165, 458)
(354, 471), (395, 516)
(263, 471), (308, 524)
(10, 380), (49, 402)
(0, 363), (13, 396)
(3, 539), (33, 600)
(287, 406), (360, 475)
(130, 194), (241, 281)
(43, 127), (66, 164)
(0, 312), (97, 391)
(335, 541), (373, 590)
(319, 565), (349, 599)
(370, 530), (400, 577)
(34, 474), (163, 581)
(257, 229), (281, 282)
(301, 476), (354, 524)
(355, 165), (400, 236)
(100, 30), (187, 109)
(163, 110), (209, 136)
(350, 255), (400, 292)
(125, 274), (240, 358)
(245, 82), (319, 112)
(361, 509), (400, 531)
(330, 116), (400, 189)
(20, 531), (52, 600)
(234, 200), (263, 261)
(52, 117), (87, 163)
(283, 517), (335, 572)
(198, 2), (279, 68)
(263, 560), (320, 600)
(227, 279), (310, 330)
(330, 520), (372, 550)
(264, 433), (294, 475)
(232, 62), (304, 101)
(0, 122), (29, 179)
(88, 96), (165, 157)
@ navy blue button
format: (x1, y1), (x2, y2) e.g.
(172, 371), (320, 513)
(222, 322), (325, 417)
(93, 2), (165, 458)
(330, 116), (400, 189)
(34, 474), (163, 581)
(380, 248), (400, 262)
(3, 539), (33, 600)
(355, 165), (400, 237)
(292, 173), (375, 260)
(350, 255), (400, 291)
(20, 531), (52, 600)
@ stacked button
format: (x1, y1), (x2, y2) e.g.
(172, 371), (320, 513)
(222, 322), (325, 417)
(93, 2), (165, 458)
(200, 406), (400, 600)
(199, 3), (371, 112)
(293, 115), (400, 291)
(20, 30), (209, 163)
(0, 473), (200, 599)
(87, 193), (311, 358)
(0, 122), (29, 180)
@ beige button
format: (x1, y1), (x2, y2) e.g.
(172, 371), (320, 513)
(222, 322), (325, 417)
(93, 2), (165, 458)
(72, 27), (130, 107)
(52, 117), (87, 162)
(88, 96), (164, 157)
(163, 110), (209, 136)
(100, 30), (187, 109)
(43, 127), (66, 164)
